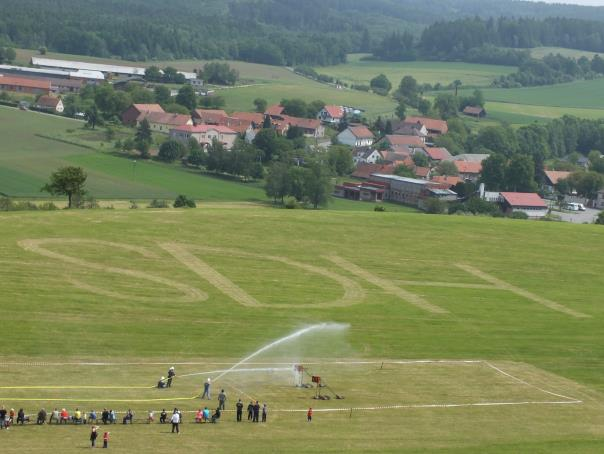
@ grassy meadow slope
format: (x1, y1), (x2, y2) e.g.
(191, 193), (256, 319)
(0, 106), (266, 201)
(0, 208), (603, 452)
(316, 54), (516, 87)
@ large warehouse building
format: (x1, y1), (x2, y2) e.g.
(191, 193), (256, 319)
(31, 57), (197, 80)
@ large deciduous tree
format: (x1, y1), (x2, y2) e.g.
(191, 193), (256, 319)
(42, 167), (88, 208)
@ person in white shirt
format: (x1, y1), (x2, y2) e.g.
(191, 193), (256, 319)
(170, 409), (180, 433)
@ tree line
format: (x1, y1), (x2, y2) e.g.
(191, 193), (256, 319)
(0, 0), (352, 66)
(431, 116), (604, 198)
(372, 16), (604, 87)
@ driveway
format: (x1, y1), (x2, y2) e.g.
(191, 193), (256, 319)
(555, 208), (600, 224)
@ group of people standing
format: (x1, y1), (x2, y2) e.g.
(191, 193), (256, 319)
(243, 400), (268, 423)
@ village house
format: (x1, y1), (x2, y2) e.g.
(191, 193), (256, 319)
(431, 175), (462, 188)
(35, 95), (64, 113)
(463, 106), (487, 118)
(230, 112), (265, 126)
(353, 148), (383, 165)
(337, 125), (375, 148)
(318, 105), (345, 125)
(414, 147), (451, 163)
(382, 150), (412, 164)
(370, 173), (457, 208)
(454, 161), (483, 182)
(0, 74), (50, 95)
(122, 104), (165, 126)
(391, 120), (428, 142)
(352, 163), (394, 179)
(283, 116), (325, 138)
(404, 116), (448, 137)
(265, 104), (286, 119)
(192, 109), (229, 125)
(500, 192), (549, 218)
(414, 166), (431, 180)
(543, 170), (571, 193)
(380, 134), (425, 149)
(333, 181), (386, 202)
(169, 124), (238, 150)
(449, 153), (489, 163)
(140, 112), (193, 134)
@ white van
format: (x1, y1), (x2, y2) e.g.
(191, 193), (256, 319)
(565, 202), (580, 211)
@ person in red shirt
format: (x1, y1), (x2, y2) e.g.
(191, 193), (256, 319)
(103, 431), (110, 448)
(60, 409), (69, 424)
(307, 407), (313, 422)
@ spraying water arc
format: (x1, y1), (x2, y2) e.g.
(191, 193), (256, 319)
(213, 323), (349, 382)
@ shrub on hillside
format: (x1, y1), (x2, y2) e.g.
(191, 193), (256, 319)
(158, 140), (187, 163)
(284, 197), (299, 209)
(596, 211), (604, 225)
(173, 195), (196, 208)
(510, 211), (529, 220)
(374, 205), (386, 212)
(148, 199), (169, 208)
(424, 198), (446, 214)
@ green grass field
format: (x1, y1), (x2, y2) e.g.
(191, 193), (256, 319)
(0, 208), (603, 452)
(0, 106), (267, 201)
(530, 47), (601, 60)
(453, 78), (604, 125)
(315, 54), (516, 88)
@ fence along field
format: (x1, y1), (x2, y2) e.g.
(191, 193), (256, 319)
(1, 208), (603, 451)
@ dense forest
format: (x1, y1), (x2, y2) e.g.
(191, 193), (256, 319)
(3, 0), (604, 65)
(419, 17), (604, 59)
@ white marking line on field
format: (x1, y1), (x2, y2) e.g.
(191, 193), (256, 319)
(222, 379), (255, 402)
(484, 361), (581, 403)
(0, 360), (583, 410)
(455, 263), (589, 318)
(273, 400), (583, 412)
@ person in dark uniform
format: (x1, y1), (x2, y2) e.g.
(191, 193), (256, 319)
(167, 367), (176, 387)
(252, 401), (260, 423)
(247, 401), (254, 421)
(236, 399), (243, 422)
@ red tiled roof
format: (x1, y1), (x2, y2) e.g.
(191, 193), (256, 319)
(414, 166), (430, 178)
(431, 175), (461, 187)
(405, 116), (448, 134)
(544, 170), (571, 185)
(322, 105), (344, 119)
(463, 106), (485, 115)
(231, 112), (265, 125)
(221, 117), (253, 135)
(454, 161), (482, 174)
(36, 95), (61, 108)
(385, 135), (424, 146)
(282, 115), (321, 130)
(424, 147), (451, 161)
(352, 163), (394, 179)
(143, 112), (192, 126)
(265, 105), (285, 116)
(348, 125), (374, 139)
(172, 124), (237, 134)
(0, 75), (50, 90)
(193, 109), (228, 124)
(132, 104), (164, 114)
(500, 192), (547, 208)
